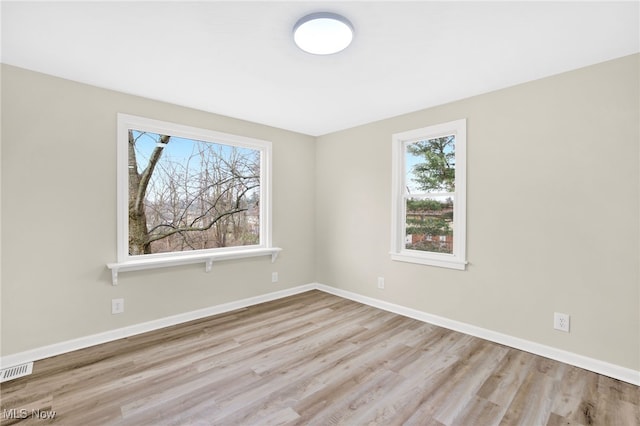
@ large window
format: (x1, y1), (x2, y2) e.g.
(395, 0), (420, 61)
(391, 119), (467, 270)
(110, 114), (277, 279)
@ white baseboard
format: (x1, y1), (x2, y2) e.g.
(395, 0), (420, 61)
(2, 282), (638, 386)
(315, 283), (640, 386)
(0, 283), (316, 370)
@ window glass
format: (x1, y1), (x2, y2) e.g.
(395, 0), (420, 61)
(128, 130), (261, 255)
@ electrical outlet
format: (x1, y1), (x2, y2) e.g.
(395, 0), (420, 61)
(272, 272), (278, 283)
(554, 312), (570, 332)
(112, 298), (124, 314)
(377, 277), (385, 289)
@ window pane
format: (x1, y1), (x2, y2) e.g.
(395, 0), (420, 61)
(405, 197), (454, 254)
(129, 130), (260, 255)
(405, 135), (455, 194)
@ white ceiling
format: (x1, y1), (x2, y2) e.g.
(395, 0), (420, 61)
(2, 1), (638, 136)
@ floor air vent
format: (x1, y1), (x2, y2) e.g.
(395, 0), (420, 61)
(0, 362), (33, 383)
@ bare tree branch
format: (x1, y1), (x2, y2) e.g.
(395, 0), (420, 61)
(145, 208), (248, 245)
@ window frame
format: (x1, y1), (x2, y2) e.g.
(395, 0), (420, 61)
(390, 119), (467, 270)
(107, 114), (278, 283)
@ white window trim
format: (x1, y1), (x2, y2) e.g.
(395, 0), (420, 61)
(107, 114), (280, 285)
(390, 119), (467, 270)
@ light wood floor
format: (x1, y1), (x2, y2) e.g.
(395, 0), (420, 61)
(1, 290), (638, 425)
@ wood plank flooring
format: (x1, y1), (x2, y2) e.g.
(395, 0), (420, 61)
(1, 290), (638, 425)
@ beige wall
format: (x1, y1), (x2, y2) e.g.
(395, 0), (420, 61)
(2, 55), (638, 373)
(1, 65), (316, 355)
(316, 54), (639, 371)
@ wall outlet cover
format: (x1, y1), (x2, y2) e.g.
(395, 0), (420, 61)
(112, 298), (124, 314)
(554, 312), (570, 332)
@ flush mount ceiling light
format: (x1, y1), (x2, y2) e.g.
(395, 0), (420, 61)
(293, 12), (354, 55)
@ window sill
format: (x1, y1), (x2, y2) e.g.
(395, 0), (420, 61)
(390, 252), (467, 270)
(107, 247), (282, 285)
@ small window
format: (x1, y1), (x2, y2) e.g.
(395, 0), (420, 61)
(116, 114), (273, 263)
(391, 119), (467, 270)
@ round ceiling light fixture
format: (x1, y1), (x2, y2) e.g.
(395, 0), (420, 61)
(293, 12), (354, 55)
